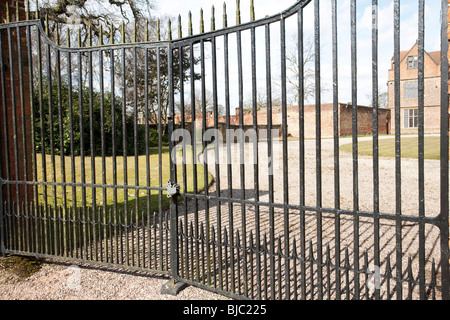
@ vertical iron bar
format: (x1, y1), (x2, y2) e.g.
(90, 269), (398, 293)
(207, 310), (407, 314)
(314, 0), (323, 300)
(350, 0), (360, 299)
(223, 31), (235, 294)
(372, 0), (380, 301)
(66, 34), (77, 259)
(417, 0), (426, 300)
(17, 23), (30, 239)
(45, 40), (57, 214)
(280, 16), (290, 300)
(88, 38), (96, 261)
(144, 43), (150, 270)
(26, 23), (38, 254)
(200, 38), (210, 286)
(55, 26), (67, 257)
(265, 22), (275, 300)
(237, 28), (248, 297)
(393, 0), (402, 300)
(122, 46), (128, 242)
(157, 47), (163, 271)
(188, 42), (199, 281)
(297, 6), (307, 301)
(7, 25), (21, 241)
(331, 0), (340, 300)
(178, 45), (188, 279)
(78, 47), (86, 260)
(211, 35), (223, 291)
(439, 0), (450, 301)
(250, 25), (261, 300)
(133, 46), (139, 225)
(99, 46), (107, 263)
(168, 43), (179, 279)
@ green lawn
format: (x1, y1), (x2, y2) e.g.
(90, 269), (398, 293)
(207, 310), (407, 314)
(35, 146), (212, 218)
(339, 136), (441, 160)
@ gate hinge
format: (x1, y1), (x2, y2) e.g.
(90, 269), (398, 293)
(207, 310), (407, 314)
(166, 180), (180, 198)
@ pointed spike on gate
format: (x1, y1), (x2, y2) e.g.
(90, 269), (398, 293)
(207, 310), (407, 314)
(133, 19), (137, 42)
(35, 0), (39, 19)
(121, 21), (125, 43)
(223, 2), (227, 28)
(250, 0), (255, 21)
(236, 0), (241, 25)
(56, 23), (60, 45)
(99, 24), (103, 46)
(66, 27), (71, 47)
(45, 13), (49, 35)
(26, 0), (30, 20)
(110, 22), (114, 44)
(6, 2), (10, 23)
(178, 14), (182, 39)
(145, 19), (149, 41)
(156, 18), (160, 41)
(167, 18), (172, 40)
(188, 11), (193, 36)
(16, 1), (20, 22)
(77, 27), (82, 47)
(88, 24), (92, 47)
(211, 5), (215, 31)
(200, 8), (204, 34)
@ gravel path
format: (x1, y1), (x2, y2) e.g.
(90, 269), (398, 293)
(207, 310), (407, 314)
(0, 258), (228, 300)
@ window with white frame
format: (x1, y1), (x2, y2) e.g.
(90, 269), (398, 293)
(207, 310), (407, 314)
(404, 108), (418, 128)
(407, 55), (418, 69)
(404, 81), (418, 99)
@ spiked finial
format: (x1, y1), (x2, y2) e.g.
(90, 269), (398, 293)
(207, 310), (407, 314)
(145, 20), (149, 41)
(56, 23), (60, 45)
(67, 28), (71, 47)
(99, 24), (103, 46)
(121, 21), (125, 43)
(188, 11), (193, 36)
(26, 0), (30, 20)
(6, 2), (10, 23)
(250, 0), (255, 21)
(200, 8), (204, 34)
(88, 25), (92, 47)
(110, 22), (114, 44)
(223, 2), (227, 28)
(236, 0), (241, 25)
(133, 20), (137, 42)
(211, 6), (216, 31)
(178, 15), (182, 39)
(168, 19), (172, 41)
(156, 19), (160, 41)
(45, 13), (49, 35)
(77, 27), (82, 47)
(16, 2), (20, 21)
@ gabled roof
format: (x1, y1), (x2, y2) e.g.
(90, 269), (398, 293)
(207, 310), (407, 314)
(398, 41), (440, 66)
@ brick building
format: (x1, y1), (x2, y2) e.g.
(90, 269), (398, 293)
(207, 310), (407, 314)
(387, 42), (441, 134)
(174, 103), (391, 140)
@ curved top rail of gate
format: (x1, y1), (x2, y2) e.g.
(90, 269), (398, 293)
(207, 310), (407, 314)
(0, 0), (311, 51)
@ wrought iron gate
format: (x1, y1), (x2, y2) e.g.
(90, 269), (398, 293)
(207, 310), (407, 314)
(0, 0), (449, 300)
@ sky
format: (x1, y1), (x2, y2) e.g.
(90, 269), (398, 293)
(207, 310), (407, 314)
(154, 0), (443, 107)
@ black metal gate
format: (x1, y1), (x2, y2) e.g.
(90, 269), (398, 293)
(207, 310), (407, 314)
(0, 0), (449, 300)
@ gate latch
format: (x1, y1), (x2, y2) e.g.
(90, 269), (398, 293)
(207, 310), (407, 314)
(166, 180), (180, 198)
